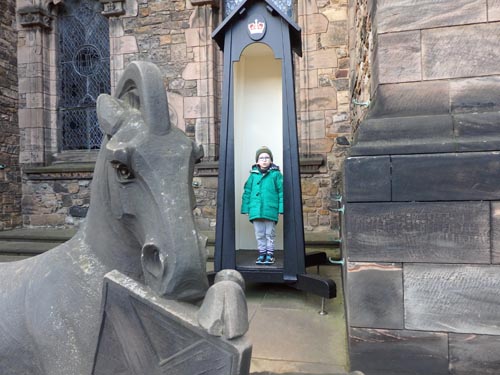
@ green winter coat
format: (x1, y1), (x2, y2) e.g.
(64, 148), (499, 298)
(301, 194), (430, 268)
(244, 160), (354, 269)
(241, 164), (284, 222)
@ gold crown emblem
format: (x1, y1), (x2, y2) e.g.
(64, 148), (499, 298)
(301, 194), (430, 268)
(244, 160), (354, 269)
(248, 19), (265, 34)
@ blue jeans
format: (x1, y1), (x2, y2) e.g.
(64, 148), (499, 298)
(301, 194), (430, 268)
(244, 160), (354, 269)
(253, 219), (276, 255)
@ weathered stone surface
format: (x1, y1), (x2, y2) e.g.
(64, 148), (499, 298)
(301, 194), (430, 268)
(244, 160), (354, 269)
(343, 156), (391, 202)
(93, 271), (252, 375)
(450, 76), (500, 113)
(350, 328), (448, 375)
(377, 31), (421, 84)
(302, 13), (328, 34)
(454, 112), (500, 150)
(321, 21), (348, 47)
(197, 269), (249, 339)
(369, 81), (450, 118)
(422, 23), (500, 80)
(377, 0), (487, 33)
(491, 202), (500, 264)
(0, 1), (21, 232)
(306, 49), (338, 69)
(449, 333), (500, 375)
(351, 114), (455, 156)
(300, 87), (337, 111)
(347, 262), (403, 329)
(392, 152), (500, 201)
(489, 0), (500, 21)
(345, 202), (490, 263)
(405, 264), (500, 335)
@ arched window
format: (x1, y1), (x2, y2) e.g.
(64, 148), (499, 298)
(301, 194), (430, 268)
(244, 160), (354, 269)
(58, 0), (110, 150)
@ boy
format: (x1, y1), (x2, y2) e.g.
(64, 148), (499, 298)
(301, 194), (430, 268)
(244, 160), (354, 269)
(241, 146), (284, 265)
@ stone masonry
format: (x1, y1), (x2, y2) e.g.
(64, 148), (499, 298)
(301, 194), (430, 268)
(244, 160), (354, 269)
(15, 0), (353, 235)
(0, 0), (22, 230)
(296, 0), (351, 232)
(344, 1), (500, 374)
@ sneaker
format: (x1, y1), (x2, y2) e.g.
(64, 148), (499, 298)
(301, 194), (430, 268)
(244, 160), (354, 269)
(264, 254), (275, 265)
(256, 254), (266, 265)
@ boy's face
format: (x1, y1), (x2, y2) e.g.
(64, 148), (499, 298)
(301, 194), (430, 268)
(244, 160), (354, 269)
(257, 153), (272, 169)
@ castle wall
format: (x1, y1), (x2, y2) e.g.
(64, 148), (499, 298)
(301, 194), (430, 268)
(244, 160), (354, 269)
(15, 0), (351, 235)
(344, 1), (500, 373)
(0, 0), (22, 230)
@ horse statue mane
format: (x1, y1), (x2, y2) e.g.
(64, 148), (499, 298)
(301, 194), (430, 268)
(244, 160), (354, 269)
(0, 61), (248, 375)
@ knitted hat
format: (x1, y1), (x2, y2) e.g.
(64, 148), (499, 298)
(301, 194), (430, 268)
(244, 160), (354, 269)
(255, 146), (273, 162)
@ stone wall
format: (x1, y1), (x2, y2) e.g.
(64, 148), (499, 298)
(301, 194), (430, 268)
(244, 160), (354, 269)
(15, 0), (351, 235)
(296, 0), (351, 232)
(0, 0), (22, 230)
(348, 0), (372, 133)
(344, 1), (500, 374)
(22, 167), (92, 227)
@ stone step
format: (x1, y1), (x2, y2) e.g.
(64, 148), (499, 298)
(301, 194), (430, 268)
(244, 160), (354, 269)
(0, 227), (76, 242)
(0, 228), (341, 262)
(0, 241), (62, 254)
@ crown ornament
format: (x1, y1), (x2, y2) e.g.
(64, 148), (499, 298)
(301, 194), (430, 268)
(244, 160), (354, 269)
(248, 19), (265, 34)
(247, 14), (266, 40)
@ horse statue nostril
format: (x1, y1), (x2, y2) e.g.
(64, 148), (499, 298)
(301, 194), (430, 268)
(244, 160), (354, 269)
(141, 244), (164, 278)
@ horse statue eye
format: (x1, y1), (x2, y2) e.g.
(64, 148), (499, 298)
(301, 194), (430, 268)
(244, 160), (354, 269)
(111, 162), (134, 181)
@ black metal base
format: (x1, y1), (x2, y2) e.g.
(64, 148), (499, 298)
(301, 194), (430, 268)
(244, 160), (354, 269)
(209, 250), (337, 299)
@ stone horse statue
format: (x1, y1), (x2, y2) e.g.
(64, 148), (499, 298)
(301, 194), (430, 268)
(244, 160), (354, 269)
(0, 61), (230, 374)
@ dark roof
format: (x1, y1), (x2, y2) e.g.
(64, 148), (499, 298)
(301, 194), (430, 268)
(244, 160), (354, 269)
(212, 0), (302, 56)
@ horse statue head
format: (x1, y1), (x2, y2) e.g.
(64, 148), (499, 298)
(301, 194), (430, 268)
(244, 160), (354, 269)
(89, 61), (209, 301)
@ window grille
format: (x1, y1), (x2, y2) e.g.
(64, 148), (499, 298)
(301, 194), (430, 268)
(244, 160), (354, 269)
(224, 0), (293, 18)
(58, 0), (110, 150)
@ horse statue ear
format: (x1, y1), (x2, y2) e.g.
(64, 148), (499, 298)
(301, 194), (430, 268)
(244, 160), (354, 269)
(194, 143), (204, 163)
(96, 95), (127, 137)
(114, 61), (171, 136)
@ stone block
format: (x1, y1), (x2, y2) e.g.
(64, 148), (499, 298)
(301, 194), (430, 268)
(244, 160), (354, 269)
(321, 21), (348, 47)
(184, 96), (210, 119)
(185, 28), (201, 47)
(350, 328), (448, 375)
(405, 264), (500, 335)
(303, 13), (328, 34)
(369, 81), (450, 118)
(489, 0), (500, 21)
(182, 62), (208, 80)
(306, 49), (338, 69)
(377, 31), (421, 84)
(449, 333), (500, 375)
(377, 0), (487, 33)
(453, 112), (500, 151)
(300, 86), (337, 111)
(450, 76), (500, 113)
(392, 152), (500, 201)
(347, 262), (403, 329)
(323, 7), (348, 22)
(351, 114), (454, 156)
(345, 202), (490, 263)
(491, 202), (500, 264)
(115, 35), (138, 54)
(343, 156), (391, 202)
(422, 23), (500, 80)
